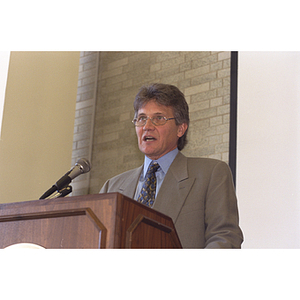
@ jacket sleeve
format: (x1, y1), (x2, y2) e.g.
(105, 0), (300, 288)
(99, 180), (109, 194)
(204, 161), (244, 248)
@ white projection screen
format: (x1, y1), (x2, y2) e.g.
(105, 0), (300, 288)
(236, 51), (300, 248)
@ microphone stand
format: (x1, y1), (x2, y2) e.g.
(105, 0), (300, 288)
(42, 185), (72, 199)
(58, 185), (72, 198)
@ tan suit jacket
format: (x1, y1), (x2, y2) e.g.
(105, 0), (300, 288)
(100, 152), (243, 248)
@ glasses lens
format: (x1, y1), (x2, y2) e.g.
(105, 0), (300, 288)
(152, 116), (166, 126)
(134, 116), (147, 126)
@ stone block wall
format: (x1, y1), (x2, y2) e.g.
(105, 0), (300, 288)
(72, 51), (231, 195)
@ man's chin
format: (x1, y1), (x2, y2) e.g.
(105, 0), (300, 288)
(139, 148), (158, 160)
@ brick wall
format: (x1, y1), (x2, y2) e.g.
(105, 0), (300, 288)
(72, 51), (231, 195)
(71, 51), (98, 196)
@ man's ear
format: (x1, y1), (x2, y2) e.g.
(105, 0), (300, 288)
(177, 123), (188, 138)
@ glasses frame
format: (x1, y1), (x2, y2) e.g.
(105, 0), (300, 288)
(132, 115), (176, 127)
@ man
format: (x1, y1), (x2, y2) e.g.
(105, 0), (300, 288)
(100, 83), (243, 248)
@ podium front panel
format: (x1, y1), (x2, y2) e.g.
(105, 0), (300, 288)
(0, 208), (107, 249)
(0, 193), (182, 249)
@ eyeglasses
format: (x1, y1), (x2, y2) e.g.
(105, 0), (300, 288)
(132, 115), (176, 127)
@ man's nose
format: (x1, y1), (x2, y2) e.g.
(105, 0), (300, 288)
(143, 117), (155, 129)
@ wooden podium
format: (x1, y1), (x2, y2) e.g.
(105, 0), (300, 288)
(0, 193), (182, 249)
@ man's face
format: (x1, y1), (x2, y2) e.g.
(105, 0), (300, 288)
(135, 100), (187, 160)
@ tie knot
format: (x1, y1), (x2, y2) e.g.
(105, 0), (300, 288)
(148, 161), (160, 174)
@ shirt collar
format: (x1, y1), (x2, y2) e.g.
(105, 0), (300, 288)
(143, 148), (179, 178)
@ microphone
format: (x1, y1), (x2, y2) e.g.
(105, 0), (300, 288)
(39, 158), (91, 199)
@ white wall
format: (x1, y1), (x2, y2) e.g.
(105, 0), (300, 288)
(237, 52), (300, 248)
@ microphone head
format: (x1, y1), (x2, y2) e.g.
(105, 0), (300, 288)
(68, 158), (91, 180)
(75, 158), (91, 173)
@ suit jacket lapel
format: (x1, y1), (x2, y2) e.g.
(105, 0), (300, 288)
(153, 152), (195, 222)
(117, 165), (143, 199)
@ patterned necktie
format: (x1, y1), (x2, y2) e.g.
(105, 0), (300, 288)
(137, 161), (160, 207)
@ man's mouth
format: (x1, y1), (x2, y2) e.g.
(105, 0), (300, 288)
(143, 136), (156, 142)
